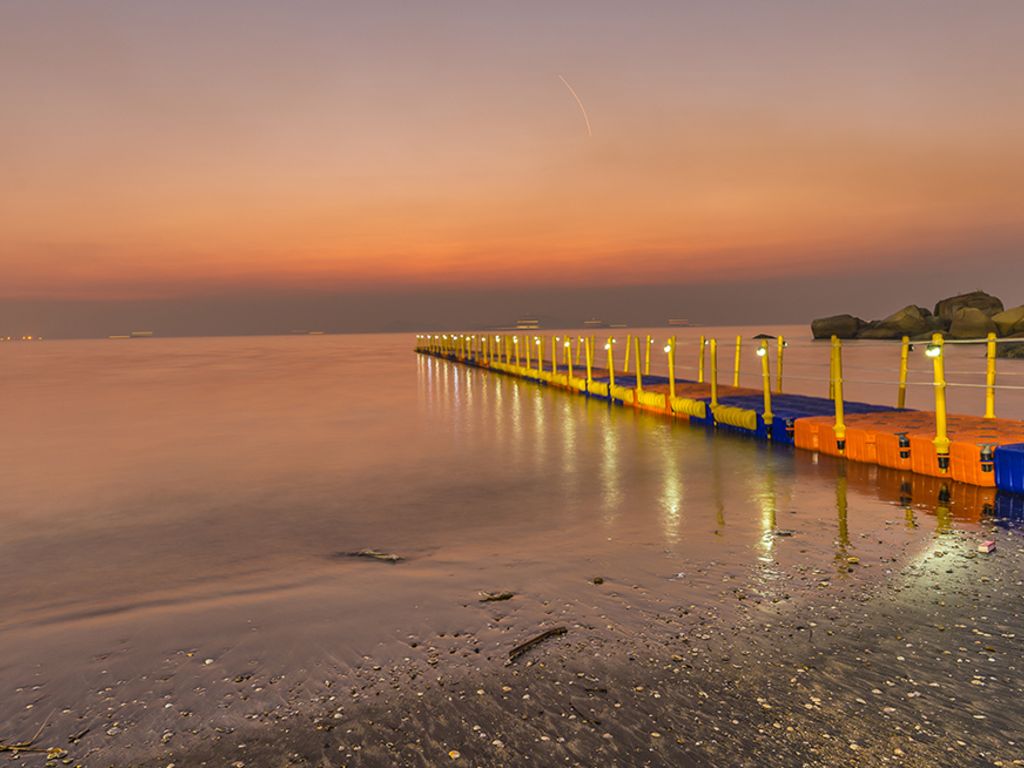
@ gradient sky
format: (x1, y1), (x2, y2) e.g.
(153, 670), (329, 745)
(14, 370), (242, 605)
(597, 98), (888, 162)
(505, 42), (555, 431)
(2, 1), (1023, 336)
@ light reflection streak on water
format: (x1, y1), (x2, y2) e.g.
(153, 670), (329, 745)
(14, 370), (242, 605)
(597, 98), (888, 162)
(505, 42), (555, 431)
(599, 405), (621, 520)
(835, 470), (851, 568)
(752, 457), (778, 560)
(659, 429), (682, 544)
(559, 398), (578, 489)
(531, 387), (547, 473)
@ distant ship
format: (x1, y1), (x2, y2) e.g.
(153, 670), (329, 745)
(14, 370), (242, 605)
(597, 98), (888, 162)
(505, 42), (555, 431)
(515, 317), (540, 330)
(583, 318), (607, 328)
(668, 319), (693, 327)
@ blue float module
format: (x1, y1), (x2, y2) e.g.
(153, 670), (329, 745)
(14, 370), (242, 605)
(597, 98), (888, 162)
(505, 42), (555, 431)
(690, 393), (903, 445)
(995, 443), (1024, 494)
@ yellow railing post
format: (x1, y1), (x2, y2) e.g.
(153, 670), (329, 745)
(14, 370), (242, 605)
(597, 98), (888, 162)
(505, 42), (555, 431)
(733, 335), (742, 387)
(828, 341), (835, 399)
(776, 336), (785, 393)
(565, 338), (573, 380)
(666, 336), (677, 400)
(985, 331), (997, 419)
(585, 335), (594, 385)
(710, 338), (719, 407)
(524, 334), (532, 370)
(513, 336), (520, 367)
(644, 335), (652, 375)
(698, 335), (706, 383)
(622, 333), (632, 373)
(551, 336), (557, 375)
(930, 333), (950, 470)
(536, 336), (543, 372)
(634, 336), (642, 393)
(832, 336), (846, 453)
(606, 337), (616, 388)
(575, 336), (582, 366)
(898, 336), (909, 408)
(759, 340), (773, 436)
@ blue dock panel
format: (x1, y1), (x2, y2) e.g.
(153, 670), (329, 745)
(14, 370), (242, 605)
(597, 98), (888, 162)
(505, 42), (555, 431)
(994, 443), (1024, 494)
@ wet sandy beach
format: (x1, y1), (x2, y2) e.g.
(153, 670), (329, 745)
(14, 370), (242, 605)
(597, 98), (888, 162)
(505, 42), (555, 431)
(2, 333), (1022, 767)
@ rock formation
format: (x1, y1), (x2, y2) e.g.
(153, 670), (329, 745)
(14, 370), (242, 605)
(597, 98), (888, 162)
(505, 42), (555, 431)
(810, 314), (864, 340)
(811, 291), (1020, 343)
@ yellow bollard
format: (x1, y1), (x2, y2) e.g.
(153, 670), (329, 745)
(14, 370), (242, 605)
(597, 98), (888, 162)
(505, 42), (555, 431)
(710, 338), (719, 407)
(666, 336), (677, 400)
(644, 335), (652, 376)
(698, 335), (706, 383)
(985, 331), (997, 419)
(776, 336), (785, 393)
(929, 333), (950, 470)
(733, 335), (742, 387)
(832, 336), (846, 453)
(606, 337), (616, 388)
(759, 340), (773, 436)
(622, 333), (632, 373)
(898, 336), (909, 408)
(634, 336), (642, 393)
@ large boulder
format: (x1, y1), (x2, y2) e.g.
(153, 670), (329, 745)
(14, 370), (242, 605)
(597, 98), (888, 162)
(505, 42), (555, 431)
(948, 307), (998, 339)
(811, 314), (864, 339)
(934, 290), (1004, 323)
(992, 305), (1024, 336)
(996, 331), (1024, 359)
(855, 305), (932, 339)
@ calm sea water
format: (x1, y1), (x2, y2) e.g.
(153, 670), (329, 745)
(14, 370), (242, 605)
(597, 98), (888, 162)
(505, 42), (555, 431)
(0, 328), (1020, 740)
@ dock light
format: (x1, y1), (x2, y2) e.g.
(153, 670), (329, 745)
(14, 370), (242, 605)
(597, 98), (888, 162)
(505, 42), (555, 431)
(536, 338), (541, 345)
(513, 337), (519, 344)
(604, 343), (611, 350)
(756, 347), (767, 357)
(925, 344), (942, 358)
(564, 340), (571, 347)
(663, 344), (671, 353)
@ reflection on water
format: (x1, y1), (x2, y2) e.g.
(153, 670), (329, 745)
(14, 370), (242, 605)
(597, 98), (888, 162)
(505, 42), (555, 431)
(0, 332), (1009, 734)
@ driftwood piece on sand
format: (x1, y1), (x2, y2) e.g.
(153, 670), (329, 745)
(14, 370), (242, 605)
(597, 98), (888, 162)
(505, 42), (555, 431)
(345, 549), (403, 563)
(506, 626), (567, 665)
(479, 591), (515, 602)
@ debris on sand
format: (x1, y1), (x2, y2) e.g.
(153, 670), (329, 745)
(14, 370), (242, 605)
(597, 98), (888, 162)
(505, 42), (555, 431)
(978, 540), (996, 554)
(478, 591), (515, 602)
(342, 550), (403, 563)
(506, 626), (568, 665)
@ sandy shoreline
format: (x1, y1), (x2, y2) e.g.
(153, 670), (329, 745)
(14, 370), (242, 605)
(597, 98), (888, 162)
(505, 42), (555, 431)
(5, 522), (1021, 768)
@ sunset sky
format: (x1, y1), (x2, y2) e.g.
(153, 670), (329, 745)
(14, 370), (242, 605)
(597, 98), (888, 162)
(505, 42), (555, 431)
(2, 1), (1023, 336)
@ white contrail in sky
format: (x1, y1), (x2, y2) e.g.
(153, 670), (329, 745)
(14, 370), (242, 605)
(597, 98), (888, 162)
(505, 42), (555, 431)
(557, 74), (592, 137)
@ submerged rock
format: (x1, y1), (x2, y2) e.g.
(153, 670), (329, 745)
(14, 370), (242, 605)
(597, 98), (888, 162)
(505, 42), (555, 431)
(996, 332), (1024, 359)
(811, 314), (864, 340)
